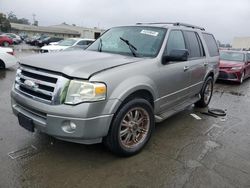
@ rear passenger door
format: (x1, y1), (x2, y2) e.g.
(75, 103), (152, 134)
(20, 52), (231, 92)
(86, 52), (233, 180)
(183, 31), (206, 95)
(202, 33), (220, 79)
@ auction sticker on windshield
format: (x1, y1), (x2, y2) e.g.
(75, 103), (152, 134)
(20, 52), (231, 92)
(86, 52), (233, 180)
(140, 30), (159, 36)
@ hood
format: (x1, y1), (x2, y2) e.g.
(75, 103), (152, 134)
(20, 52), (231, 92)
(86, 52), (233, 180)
(219, 60), (244, 68)
(20, 50), (142, 79)
(0, 47), (12, 53)
(41, 45), (68, 51)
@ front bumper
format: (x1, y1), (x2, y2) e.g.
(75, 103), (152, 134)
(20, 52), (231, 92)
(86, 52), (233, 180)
(218, 70), (242, 82)
(11, 88), (120, 144)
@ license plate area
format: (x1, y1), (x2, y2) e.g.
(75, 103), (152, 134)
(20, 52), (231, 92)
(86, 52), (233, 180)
(18, 113), (34, 132)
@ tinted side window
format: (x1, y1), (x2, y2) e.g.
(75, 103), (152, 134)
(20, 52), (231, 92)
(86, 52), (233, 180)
(202, 33), (219, 57)
(247, 53), (250, 61)
(165, 30), (186, 55)
(77, 41), (87, 45)
(183, 31), (203, 58)
(87, 41), (94, 45)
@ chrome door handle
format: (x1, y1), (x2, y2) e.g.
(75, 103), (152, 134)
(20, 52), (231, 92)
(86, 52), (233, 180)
(184, 66), (189, 71)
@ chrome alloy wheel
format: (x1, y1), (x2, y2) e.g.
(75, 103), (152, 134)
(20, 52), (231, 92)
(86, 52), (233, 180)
(240, 71), (245, 84)
(204, 80), (212, 104)
(119, 107), (150, 149)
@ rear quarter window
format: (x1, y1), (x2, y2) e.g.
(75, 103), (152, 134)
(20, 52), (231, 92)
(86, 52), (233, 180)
(202, 33), (219, 57)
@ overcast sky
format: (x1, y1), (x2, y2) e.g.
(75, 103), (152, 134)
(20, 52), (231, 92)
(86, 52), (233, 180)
(0, 0), (249, 43)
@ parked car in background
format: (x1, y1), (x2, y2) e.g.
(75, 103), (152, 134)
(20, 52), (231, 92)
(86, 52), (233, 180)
(0, 47), (17, 69)
(12, 23), (219, 156)
(3, 33), (22, 44)
(29, 35), (48, 46)
(0, 35), (14, 46)
(218, 50), (250, 83)
(40, 38), (94, 53)
(37, 37), (64, 47)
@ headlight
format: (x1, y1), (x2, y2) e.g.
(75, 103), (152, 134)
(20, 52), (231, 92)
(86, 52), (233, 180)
(15, 68), (21, 82)
(231, 66), (242, 70)
(65, 80), (106, 104)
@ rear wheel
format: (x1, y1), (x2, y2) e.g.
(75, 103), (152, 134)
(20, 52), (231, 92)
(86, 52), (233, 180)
(195, 76), (213, 108)
(3, 41), (10, 47)
(104, 98), (154, 156)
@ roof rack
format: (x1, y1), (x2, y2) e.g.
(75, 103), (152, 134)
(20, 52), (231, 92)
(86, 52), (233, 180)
(136, 22), (205, 31)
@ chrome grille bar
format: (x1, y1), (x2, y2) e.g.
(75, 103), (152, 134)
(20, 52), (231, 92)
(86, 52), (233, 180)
(15, 65), (62, 104)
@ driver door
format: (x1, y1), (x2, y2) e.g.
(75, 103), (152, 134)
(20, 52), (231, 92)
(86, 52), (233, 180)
(158, 30), (191, 112)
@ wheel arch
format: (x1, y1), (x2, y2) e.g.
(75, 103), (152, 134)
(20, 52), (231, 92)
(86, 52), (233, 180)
(204, 71), (214, 82)
(0, 59), (5, 69)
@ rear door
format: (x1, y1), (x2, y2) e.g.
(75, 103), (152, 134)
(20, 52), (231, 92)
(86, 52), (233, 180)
(158, 30), (191, 111)
(202, 33), (220, 79)
(183, 31), (206, 95)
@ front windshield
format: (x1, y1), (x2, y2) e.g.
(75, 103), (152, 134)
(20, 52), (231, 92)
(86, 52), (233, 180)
(58, 39), (77, 46)
(87, 26), (166, 57)
(220, 51), (245, 62)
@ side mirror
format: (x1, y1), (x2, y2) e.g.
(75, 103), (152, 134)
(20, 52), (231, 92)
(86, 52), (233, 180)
(162, 49), (189, 64)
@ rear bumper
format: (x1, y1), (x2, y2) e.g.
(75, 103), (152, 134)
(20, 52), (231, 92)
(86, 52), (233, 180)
(11, 87), (120, 144)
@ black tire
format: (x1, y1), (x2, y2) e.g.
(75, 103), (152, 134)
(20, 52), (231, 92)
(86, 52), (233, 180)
(195, 76), (213, 108)
(104, 98), (154, 157)
(0, 60), (5, 69)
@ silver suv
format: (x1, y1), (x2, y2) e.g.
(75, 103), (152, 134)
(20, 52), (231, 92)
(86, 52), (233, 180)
(11, 23), (219, 156)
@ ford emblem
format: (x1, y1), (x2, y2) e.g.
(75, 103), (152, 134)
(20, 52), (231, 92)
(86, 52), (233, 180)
(24, 80), (37, 88)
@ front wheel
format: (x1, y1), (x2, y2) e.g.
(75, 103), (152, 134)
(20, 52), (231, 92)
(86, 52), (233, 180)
(195, 77), (213, 108)
(239, 71), (245, 84)
(104, 98), (154, 157)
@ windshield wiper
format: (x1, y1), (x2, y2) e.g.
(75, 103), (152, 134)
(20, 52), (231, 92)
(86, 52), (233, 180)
(119, 37), (137, 57)
(98, 38), (103, 52)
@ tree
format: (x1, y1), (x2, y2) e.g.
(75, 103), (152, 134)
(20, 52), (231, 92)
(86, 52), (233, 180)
(7, 11), (30, 25)
(0, 13), (11, 32)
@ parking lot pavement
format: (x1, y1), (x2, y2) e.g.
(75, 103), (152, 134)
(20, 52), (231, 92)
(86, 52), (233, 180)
(1, 53), (250, 187)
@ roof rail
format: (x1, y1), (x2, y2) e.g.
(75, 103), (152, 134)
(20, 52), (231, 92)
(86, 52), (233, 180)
(136, 22), (205, 31)
(173, 22), (205, 31)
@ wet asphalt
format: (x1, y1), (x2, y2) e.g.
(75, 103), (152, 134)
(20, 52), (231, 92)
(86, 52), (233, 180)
(0, 50), (250, 188)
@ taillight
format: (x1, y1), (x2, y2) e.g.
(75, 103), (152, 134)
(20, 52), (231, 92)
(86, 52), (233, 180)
(7, 51), (14, 55)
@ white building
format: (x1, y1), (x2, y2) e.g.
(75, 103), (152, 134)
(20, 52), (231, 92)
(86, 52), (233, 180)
(51, 23), (105, 39)
(10, 23), (80, 38)
(10, 23), (105, 39)
(232, 37), (250, 49)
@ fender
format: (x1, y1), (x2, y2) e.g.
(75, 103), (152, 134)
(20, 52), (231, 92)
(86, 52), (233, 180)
(107, 75), (159, 113)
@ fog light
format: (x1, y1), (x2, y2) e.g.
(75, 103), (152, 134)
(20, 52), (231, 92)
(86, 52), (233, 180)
(62, 121), (76, 133)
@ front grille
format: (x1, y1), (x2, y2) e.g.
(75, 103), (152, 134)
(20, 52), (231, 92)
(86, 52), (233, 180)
(15, 65), (61, 104)
(218, 71), (237, 79)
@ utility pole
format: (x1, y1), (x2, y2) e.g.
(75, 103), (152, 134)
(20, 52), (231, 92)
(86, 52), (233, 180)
(32, 13), (38, 26)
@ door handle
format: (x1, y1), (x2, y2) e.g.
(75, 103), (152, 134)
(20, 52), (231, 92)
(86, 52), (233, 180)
(184, 66), (189, 71)
(204, 62), (208, 66)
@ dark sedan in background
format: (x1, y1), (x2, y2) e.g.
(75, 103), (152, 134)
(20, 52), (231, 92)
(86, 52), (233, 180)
(37, 37), (64, 47)
(218, 50), (250, 83)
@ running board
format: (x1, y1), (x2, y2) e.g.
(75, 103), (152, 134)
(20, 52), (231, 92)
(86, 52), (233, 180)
(155, 95), (200, 123)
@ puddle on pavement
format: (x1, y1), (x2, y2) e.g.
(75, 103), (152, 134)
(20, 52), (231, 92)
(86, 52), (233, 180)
(229, 91), (245, 96)
(214, 90), (245, 97)
(186, 160), (202, 168)
(0, 70), (6, 80)
(8, 145), (38, 160)
(197, 140), (220, 161)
